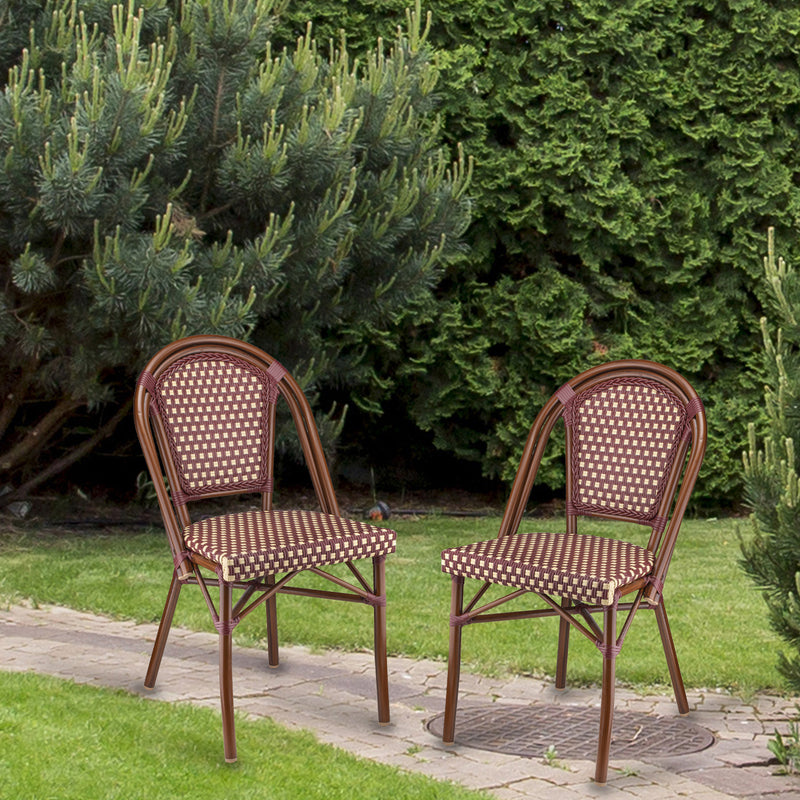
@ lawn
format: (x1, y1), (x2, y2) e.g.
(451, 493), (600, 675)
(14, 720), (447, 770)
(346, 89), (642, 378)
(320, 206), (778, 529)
(0, 513), (784, 696)
(0, 670), (489, 800)
(0, 511), (785, 799)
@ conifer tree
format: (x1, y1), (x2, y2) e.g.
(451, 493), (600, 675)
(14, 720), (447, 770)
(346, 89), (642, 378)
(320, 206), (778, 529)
(742, 228), (800, 690)
(0, 0), (470, 504)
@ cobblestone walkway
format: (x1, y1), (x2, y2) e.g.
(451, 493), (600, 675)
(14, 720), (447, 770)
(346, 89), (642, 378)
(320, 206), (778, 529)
(2, 603), (798, 799)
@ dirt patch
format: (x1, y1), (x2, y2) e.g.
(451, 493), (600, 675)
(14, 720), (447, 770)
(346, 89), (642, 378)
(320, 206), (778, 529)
(277, 485), (508, 519)
(0, 484), (517, 533)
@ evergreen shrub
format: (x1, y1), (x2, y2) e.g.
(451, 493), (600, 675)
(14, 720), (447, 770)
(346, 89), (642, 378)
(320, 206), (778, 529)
(742, 228), (800, 690)
(277, 0), (800, 500)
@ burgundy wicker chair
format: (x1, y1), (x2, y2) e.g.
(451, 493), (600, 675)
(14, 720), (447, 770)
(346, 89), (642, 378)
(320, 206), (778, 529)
(134, 335), (396, 762)
(440, 360), (706, 784)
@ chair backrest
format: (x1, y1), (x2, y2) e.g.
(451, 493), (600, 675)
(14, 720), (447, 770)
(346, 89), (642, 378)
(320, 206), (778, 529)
(560, 375), (697, 533)
(499, 360), (706, 591)
(134, 335), (339, 576)
(139, 349), (285, 505)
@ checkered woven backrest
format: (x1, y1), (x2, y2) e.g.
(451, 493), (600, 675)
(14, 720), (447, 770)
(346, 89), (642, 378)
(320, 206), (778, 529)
(141, 352), (284, 504)
(563, 377), (688, 530)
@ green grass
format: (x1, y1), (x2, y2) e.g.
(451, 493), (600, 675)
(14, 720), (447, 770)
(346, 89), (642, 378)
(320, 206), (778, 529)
(0, 514), (784, 696)
(0, 671), (488, 800)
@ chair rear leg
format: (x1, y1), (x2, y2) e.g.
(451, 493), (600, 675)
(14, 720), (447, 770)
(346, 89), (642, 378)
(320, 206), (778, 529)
(265, 575), (279, 668)
(372, 555), (390, 724)
(219, 581), (237, 763)
(555, 597), (570, 690)
(654, 599), (689, 715)
(595, 604), (618, 786)
(442, 575), (465, 744)
(145, 572), (182, 689)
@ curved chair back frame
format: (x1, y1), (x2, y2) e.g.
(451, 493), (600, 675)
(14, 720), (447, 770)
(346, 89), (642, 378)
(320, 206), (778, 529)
(133, 335), (395, 763)
(441, 359), (707, 784)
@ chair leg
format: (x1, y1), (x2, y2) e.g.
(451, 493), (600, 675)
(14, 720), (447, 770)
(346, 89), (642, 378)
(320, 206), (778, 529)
(372, 555), (390, 724)
(595, 603), (617, 785)
(442, 575), (465, 744)
(555, 597), (570, 690)
(265, 575), (279, 669)
(145, 572), (182, 689)
(654, 599), (689, 715)
(219, 581), (237, 763)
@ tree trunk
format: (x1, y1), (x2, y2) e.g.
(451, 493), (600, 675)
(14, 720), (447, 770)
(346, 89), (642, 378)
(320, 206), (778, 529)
(0, 396), (82, 474)
(0, 399), (132, 507)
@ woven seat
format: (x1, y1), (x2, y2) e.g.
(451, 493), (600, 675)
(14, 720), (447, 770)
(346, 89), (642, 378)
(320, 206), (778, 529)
(134, 335), (396, 763)
(440, 360), (706, 785)
(185, 509), (396, 582)
(442, 532), (654, 607)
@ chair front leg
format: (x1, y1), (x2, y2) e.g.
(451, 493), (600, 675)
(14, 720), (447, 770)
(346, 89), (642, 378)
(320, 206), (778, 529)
(219, 581), (237, 763)
(372, 554), (390, 724)
(595, 602), (618, 785)
(654, 599), (689, 715)
(145, 571), (182, 689)
(555, 597), (570, 690)
(265, 574), (279, 669)
(442, 575), (465, 744)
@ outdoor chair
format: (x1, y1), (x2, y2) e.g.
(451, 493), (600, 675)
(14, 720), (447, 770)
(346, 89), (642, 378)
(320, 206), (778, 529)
(134, 334), (396, 762)
(439, 360), (706, 784)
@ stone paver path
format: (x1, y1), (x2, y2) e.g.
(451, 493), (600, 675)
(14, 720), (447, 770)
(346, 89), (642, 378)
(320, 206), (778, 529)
(2, 603), (799, 799)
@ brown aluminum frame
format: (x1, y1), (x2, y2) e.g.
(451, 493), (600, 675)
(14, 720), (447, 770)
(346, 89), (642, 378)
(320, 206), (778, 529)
(134, 334), (391, 762)
(441, 359), (707, 785)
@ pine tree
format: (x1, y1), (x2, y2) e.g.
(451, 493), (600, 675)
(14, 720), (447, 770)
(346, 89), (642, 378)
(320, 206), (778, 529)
(742, 227), (800, 690)
(0, 0), (470, 504)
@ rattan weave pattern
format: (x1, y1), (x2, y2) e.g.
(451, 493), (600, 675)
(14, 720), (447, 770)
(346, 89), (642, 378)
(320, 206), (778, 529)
(441, 532), (654, 606)
(154, 354), (274, 499)
(185, 509), (397, 582)
(567, 379), (686, 525)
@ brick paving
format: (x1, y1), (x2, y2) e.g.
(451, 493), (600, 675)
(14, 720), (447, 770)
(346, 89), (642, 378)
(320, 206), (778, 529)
(2, 602), (799, 799)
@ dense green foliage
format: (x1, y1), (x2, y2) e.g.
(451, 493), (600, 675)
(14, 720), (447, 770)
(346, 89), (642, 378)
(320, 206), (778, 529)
(742, 229), (800, 691)
(0, 0), (470, 502)
(3, 0), (799, 504)
(275, 0), (800, 498)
